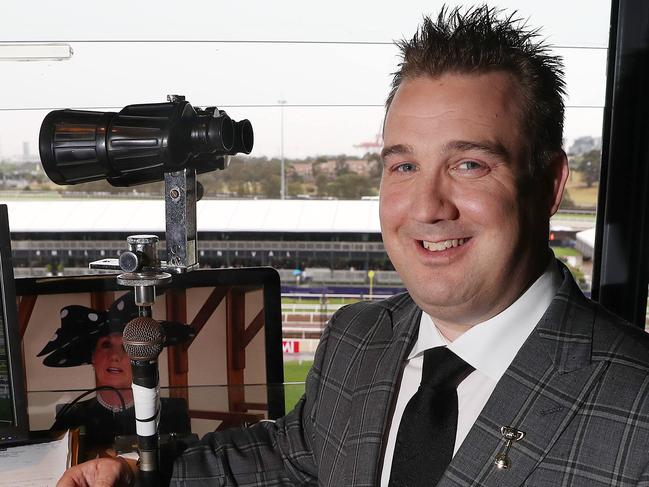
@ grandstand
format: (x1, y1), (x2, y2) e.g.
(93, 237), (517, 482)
(2, 198), (393, 283)
(1, 198), (592, 288)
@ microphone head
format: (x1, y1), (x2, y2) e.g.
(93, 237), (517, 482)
(123, 316), (164, 360)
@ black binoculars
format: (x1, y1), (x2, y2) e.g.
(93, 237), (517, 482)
(39, 95), (253, 187)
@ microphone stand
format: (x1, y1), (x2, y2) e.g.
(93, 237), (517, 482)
(88, 168), (200, 485)
(121, 275), (165, 487)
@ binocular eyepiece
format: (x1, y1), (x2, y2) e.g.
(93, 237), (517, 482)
(39, 95), (253, 187)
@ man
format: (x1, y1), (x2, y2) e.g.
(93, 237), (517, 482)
(58, 6), (649, 487)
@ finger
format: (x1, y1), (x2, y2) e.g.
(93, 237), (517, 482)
(91, 458), (132, 487)
(56, 458), (131, 487)
(56, 465), (89, 487)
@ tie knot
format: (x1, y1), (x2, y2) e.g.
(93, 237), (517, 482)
(421, 347), (474, 389)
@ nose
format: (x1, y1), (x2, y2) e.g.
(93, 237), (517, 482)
(410, 171), (459, 223)
(110, 346), (127, 361)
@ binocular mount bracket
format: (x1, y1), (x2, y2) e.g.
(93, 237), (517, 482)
(89, 168), (200, 309)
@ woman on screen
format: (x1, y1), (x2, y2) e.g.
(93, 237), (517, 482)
(38, 292), (194, 451)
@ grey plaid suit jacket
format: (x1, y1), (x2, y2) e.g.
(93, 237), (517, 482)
(170, 262), (649, 486)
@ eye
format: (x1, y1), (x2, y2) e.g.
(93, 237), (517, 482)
(393, 162), (417, 173)
(451, 159), (490, 177)
(456, 160), (483, 171)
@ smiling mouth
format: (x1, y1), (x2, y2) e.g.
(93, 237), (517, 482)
(107, 367), (123, 374)
(421, 237), (470, 252)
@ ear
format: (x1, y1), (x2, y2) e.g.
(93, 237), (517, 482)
(547, 150), (569, 216)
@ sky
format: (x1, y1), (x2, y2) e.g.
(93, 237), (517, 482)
(0, 0), (612, 160)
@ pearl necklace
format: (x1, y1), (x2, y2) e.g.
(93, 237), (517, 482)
(97, 392), (134, 413)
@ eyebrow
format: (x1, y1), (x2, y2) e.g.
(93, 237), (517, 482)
(442, 140), (511, 161)
(380, 144), (414, 161)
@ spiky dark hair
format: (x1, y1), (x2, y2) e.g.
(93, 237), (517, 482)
(386, 5), (566, 176)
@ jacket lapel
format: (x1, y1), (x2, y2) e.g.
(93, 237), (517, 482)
(441, 265), (607, 487)
(343, 294), (421, 486)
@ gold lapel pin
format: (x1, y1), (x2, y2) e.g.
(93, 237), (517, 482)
(494, 426), (525, 469)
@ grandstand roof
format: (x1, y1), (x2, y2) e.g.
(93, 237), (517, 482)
(576, 227), (596, 249)
(0, 198), (382, 233)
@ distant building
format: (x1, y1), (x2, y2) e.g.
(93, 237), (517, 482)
(3, 177), (29, 189)
(575, 227), (595, 260)
(290, 161), (313, 179)
(314, 158), (373, 177)
(345, 159), (372, 176)
(568, 136), (602, 155)
(313, 159), (337, 176)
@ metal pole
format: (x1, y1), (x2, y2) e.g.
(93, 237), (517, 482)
(279, 100), (286, 199)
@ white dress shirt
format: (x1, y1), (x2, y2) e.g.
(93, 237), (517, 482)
(379, 260), (563, 486)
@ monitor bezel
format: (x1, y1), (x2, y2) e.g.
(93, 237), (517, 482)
(15, 266), (285, 419)
(0, 204), (29, 445)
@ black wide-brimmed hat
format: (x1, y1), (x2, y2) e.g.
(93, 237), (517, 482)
(38, 292), (195, 367)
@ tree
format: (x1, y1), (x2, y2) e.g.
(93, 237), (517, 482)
(559, 189), (576, 210)
(328, 173), (372, 199)
(261, 174), (281, 198)
(315, 174), (330, 196)
(287, 181), (302, 197)
(578, 149), (601, 188)
(335, 156), (350, 176)
(366, 153), (382, 179)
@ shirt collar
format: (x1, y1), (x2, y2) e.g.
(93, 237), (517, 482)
(409, 258), (563, 382)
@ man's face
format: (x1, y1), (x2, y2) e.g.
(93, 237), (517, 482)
(379, 72), (567, 334)
(92, 333), (133, 390)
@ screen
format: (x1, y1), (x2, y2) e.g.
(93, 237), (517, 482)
(16, 267), (284, 438)
(0, 204), (29, 445)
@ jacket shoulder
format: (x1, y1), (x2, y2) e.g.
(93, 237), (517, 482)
(327, 291), (414, 335)
(591, 299), (649, 371)
(546, 262), (649, 372)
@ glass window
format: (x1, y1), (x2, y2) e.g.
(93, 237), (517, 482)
(0, 0), (610, 290)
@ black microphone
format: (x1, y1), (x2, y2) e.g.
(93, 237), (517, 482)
(122, 316), (164, 486)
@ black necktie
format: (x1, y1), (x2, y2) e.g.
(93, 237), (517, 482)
(389, 347), (475, 487)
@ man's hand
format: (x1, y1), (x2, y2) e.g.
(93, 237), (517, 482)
(56, 456), (136, 487)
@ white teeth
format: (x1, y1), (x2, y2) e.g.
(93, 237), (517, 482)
(422, 238), (467, 252)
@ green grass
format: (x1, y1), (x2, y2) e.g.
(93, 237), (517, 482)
(553, 212), (596, 221)
(564, 171), (599, 209)
(283, 360), (313, 412)
(564, 185), (599, 209)
(551, 247), (582, 257)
